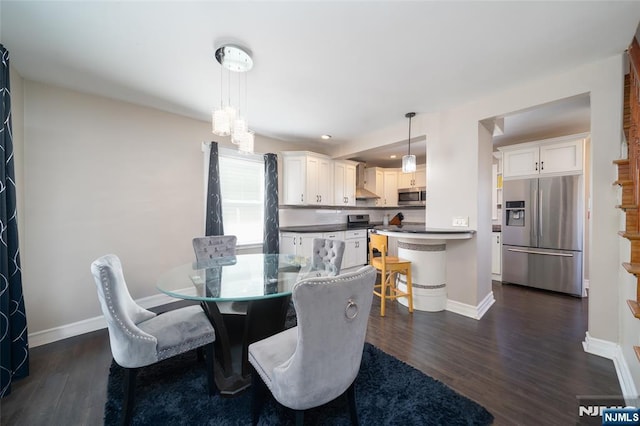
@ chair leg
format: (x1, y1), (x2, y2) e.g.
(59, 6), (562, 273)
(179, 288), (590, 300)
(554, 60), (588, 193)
(251, 367), (267, 426)
(346, 381), (359, 426)
(294, 410), (305, 426)
(205, 343), (216, 396)
(406, 267), (414, 313)
(122, 367), (138, 426)
(380, 267), (387, 317)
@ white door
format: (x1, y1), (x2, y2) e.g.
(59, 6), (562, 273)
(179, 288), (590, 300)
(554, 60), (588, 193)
(333, 162), (346, 205)
(344, 163), (356, 206)
(306, 156), (320, 204)
(398, 170), (414, 189)
(280, 233), (298, 255)
(317, 157), (333, 205)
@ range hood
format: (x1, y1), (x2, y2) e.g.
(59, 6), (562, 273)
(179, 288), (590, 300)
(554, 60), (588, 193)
(355, 163), (380, 200)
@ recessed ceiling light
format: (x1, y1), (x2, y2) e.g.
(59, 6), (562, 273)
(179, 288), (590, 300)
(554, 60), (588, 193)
(321, 134), (332, 140)
(390, 155), (397, 159)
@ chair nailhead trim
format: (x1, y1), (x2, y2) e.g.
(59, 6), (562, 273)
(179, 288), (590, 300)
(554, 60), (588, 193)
(99, 265), (155, 343)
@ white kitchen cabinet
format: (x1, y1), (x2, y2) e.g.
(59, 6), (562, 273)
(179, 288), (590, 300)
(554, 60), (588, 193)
(343, 229), (367, 270)
(491, 232), (501, 276)
(280, 232), (322, 259)
(281, 152), (333, 205)
(501, 136), (585, 180)
(322, 231), (345, 241)
(364, 167), (384, 206)
(333, 160), (357, 206)
(382, 170), (398, 207)
(398, 165), (426, 189)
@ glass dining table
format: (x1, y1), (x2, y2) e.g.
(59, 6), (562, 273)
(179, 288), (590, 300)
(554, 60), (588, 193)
(157, 253), (313, 396)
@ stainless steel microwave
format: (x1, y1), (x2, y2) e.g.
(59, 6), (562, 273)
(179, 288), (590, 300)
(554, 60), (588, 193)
(398, 187), (426, 206)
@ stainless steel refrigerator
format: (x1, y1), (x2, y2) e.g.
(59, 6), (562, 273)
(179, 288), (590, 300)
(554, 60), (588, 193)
(502, 175), (584, 296)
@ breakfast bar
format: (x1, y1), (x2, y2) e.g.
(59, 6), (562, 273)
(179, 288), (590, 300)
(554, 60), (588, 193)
(372, 225), (476, 312)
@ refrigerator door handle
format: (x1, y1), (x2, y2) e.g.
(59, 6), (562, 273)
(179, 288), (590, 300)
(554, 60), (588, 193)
(538, 188), (543, 240)
(506, 248), (574, 257)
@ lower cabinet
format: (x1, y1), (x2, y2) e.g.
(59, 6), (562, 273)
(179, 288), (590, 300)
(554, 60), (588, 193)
(492, 232), (501, 276)
(280, 230), (368, 270)
(280, 232), (322, 259)
(343, 230), (367, 269)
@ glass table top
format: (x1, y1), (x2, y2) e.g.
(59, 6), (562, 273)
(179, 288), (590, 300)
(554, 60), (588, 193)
(156, 253), (313, 302)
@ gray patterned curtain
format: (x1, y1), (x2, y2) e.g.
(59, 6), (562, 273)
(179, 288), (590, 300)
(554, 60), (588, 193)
(263, 153), (279, 254)
(205, 142), (224, 236)
(0, 44), (28, 398)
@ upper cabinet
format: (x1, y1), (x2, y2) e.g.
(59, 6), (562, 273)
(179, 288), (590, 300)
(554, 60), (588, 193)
(281, 152), (333, 205)
(364, 167), (385, 206)
(334, 160), (357, 206)
(500, 135), (586, 180)
(398, 164), (426, 189)
(382, 170), (399, 207)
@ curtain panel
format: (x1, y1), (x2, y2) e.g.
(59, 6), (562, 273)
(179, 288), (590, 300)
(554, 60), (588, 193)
(0, 44), (28, 398)
(263, 153), (279, 254)
(205, 142), (224, 236)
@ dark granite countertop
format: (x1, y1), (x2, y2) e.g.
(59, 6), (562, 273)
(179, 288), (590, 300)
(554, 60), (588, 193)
(280, 222), (383, 233)
(372, 225), (476, 234)
(492, 225), (501, 232)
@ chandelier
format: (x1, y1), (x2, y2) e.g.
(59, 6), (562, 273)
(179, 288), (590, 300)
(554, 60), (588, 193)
(212, 44), (254, 153)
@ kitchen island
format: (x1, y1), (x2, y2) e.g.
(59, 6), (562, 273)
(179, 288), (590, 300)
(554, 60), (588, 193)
(372, 225), (476, 312)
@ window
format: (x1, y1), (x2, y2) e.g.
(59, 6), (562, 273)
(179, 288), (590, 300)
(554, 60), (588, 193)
(218, 151), (264, 245)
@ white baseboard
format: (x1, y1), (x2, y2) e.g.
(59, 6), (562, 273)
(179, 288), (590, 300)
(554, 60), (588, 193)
(28, 289), (193, 348)
(446, 291), (495, 320)
(583, 332), (638, 402)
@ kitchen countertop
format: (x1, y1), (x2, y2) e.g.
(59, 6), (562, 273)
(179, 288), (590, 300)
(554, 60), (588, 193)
(492, 225), (501, 232)
(280, 222), (432, 233)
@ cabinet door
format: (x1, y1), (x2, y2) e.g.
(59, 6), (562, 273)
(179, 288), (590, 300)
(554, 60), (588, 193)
(306, 156), (320, 204)
(354, 238), (367, 266)
(491, 232), (501, 275)
(414, 165), (426, 188)
(283, 156), (306, 205)
(383, 171), (398, 206)
(539, 139), (583, 175)
(280, 233), (298, 255)
(503, 147), (540, 178)
(492, 164), (498, 220)
(398, 170), (414, 189)
(333, 162), (346, 205)
(299, 233), (322, 258)
(343, 239), (357, 269)
(344, 163), (356, 206)
(365, 168), (384, 206)
(317, 157), (333, 205)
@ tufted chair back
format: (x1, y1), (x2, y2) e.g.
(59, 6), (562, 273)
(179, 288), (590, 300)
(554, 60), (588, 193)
(192, 235), (237, 261)
(310, 238), (345, 277)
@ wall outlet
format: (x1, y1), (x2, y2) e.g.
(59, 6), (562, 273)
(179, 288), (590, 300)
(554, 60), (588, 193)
(452, 216), (469, 227)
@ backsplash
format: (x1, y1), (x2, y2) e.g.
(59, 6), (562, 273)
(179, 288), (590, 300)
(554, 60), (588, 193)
(279, 208), (426, 227)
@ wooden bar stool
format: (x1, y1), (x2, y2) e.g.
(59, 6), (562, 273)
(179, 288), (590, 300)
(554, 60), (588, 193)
(368, 233), (414, 316)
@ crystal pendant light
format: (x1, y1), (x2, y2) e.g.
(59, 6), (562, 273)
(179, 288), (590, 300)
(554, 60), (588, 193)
(212, 44), (255, 153)
(402, 112), (417, 173)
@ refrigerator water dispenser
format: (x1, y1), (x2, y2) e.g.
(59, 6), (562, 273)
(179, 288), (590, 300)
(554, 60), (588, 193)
(505, 201), (525, 227)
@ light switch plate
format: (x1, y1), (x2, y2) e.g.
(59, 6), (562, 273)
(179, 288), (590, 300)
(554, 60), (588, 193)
(452, 216), (469, 227)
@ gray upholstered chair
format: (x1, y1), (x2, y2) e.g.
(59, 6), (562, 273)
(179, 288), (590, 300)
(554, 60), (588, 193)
(91, 254), (216, 425)
(192, 235), (246, 315)
(284, 237), (347, 329)
(192, 235), (237, 261)
(310, 237), (346, 277)
(249, 265), (376, 425)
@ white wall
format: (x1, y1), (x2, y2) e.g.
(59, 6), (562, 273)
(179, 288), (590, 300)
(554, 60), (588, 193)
(19, 81), (315, 336)
(332, 53), (631, 386)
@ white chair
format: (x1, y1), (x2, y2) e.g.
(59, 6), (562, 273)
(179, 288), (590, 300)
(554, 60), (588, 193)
(91, 254), (215, 425)
(284, 237), (347, 329)
(249, 265), (376, 425)
(192, 235), (247, 315)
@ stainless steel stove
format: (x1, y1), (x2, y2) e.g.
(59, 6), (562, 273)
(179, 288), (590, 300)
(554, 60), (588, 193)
(347, 214), (371, 229)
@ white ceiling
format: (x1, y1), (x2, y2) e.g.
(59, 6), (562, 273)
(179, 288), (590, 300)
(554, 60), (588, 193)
(1, 1), (639, 153)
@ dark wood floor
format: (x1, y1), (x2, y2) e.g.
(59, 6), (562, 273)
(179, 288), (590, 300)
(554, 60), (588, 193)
(1, 282), (621, 425)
